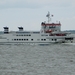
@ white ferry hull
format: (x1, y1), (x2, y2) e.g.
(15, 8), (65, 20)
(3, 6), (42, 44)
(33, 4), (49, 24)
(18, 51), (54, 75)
(0, 38), (73, 45)
(0, 42), (51, 45)
(0, 33), (74, 45)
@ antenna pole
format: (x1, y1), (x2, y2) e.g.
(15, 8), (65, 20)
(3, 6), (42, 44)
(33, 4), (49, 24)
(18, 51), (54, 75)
(46, 11), (50, 23)
(48, 12), (50, 23)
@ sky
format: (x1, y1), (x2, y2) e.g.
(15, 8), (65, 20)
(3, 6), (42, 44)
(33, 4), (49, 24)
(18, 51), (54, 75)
(0, 0), (75, 31)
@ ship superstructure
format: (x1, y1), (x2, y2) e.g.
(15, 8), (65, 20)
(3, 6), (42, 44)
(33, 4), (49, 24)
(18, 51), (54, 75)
(0, 12), (74, 45)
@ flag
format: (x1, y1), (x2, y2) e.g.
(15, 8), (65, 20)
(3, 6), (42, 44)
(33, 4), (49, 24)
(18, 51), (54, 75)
(51, 15), (53, 17)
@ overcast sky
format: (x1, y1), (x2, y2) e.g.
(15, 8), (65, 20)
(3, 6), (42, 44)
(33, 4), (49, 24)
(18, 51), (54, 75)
(0, 0), (75, 31)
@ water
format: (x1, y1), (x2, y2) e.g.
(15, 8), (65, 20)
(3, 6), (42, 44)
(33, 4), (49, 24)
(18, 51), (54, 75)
(0, 44), (75, 75)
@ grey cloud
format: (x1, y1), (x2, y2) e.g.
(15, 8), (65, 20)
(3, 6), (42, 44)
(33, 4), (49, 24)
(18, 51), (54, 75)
(0, 0), (74, 9)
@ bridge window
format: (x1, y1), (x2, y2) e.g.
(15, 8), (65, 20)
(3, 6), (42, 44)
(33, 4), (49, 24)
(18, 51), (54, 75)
(31, 39), (33, 41)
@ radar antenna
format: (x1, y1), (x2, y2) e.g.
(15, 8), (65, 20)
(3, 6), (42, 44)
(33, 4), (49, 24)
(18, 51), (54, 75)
(46, 11), (53, 23)
(46, 11), (50, 23)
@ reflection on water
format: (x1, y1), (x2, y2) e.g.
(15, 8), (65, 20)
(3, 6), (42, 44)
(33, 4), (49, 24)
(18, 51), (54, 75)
(0, 44), (75, 75)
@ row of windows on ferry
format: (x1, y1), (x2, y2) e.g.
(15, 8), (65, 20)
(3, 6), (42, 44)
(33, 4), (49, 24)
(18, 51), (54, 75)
(42, 25), (56, 29)
(12, 39), (46, 41)
(42, 25), (60, 29)
(16, 34), (49, 36)
(12, 39), (57, 41)
(16, 34), (31, 36)
(16, 34), (66, 36)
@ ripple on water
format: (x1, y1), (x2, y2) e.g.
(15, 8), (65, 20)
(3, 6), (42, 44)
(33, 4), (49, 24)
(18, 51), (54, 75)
(0, 44), (75, 75)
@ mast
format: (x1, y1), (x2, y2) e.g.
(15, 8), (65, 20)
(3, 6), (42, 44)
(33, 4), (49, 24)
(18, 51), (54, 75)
(46, 11), (50, 23)
(46, 11), (53, 23)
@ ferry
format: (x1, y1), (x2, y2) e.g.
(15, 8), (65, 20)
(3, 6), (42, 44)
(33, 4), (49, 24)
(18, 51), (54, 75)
(0, 12), (74, 45)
